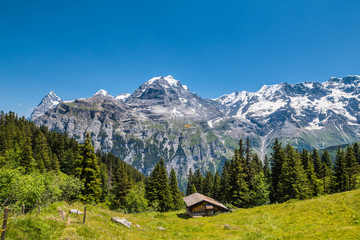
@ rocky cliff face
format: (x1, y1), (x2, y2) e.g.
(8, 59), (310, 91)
(31, 91), (62, 120)
(31, 75), (360, 190)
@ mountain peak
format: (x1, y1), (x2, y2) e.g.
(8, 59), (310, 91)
(30, 91), (62, 120)
(341, 75), (360, 84)
(94, 89), (112, 97)
(146, 75), (180, 87)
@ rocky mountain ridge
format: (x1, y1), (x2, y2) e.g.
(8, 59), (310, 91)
(31, 75), (360, 189)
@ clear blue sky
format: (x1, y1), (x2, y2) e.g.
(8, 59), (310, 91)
(1, 0), (360, 117)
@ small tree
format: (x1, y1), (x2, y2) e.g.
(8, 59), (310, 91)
(169, 168), (183, 210)
(145, 159), (173, 212)
(125, 182), (148, 213)
(111, 163), (131, 209)
(251, 172), (270, 206)
(74, 133), (102, 203)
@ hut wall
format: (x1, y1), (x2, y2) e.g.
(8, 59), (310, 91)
(191, 202), (207, 213)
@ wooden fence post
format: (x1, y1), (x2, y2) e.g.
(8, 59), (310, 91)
(21, 204), (25, 215)
(83, 206), (87, 224)
(1, 207), (8, 240)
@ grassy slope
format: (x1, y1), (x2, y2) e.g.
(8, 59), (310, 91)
(6, 189), (360, 240)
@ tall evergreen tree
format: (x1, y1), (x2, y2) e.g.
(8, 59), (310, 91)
(169, 168), (183, 210)
(111, 162), (131, 209)
(33, 132), (51, 172)
(301, 149), (320, 197)
(320, 161), (332, 194)
(194, 169), (204, 194)
(345, 146), (360, 190)
(321, 150), (333, 169)
(220, 161), (231, 203)
(145, 159), (173, 212)
(212, 171), (221, 200)
(74, 133), (102, 203)
(333, 147), (348, 192)
(20, 137), (35, 173)
(279, 144), (310, 202)
(238, 139), (245, 160)
(312, 149), (322, 178)
(244, 139), (256, 191)
(52, 154), (60, 173)
(320, 150), (333, 194)
(353, 142), (360, 164)
(251, 172), (270, 206)
(229, 149), (249, 207)
(263, 155), (271, 184)
(270, 139), (285, 203)
(186, 169), (196, 195)
(202, 171), (214, 197)
(99, 162), (109, 201)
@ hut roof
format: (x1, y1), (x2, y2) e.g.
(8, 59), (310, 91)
(183, 193), (228, 210)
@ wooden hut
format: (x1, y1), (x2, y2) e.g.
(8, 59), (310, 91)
(183, 193), (228, 217)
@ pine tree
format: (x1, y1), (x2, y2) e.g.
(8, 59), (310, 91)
(321, 150), (333, 169)
(202, 171), (214, 197)
(169, 168), (183, 210)
(251, 172), (270, 206)
(263, 155), (271, 184)
(270, 139), (285, 203)
(111, 162), (131, 209)
(229, 149), (249, 207)
(74, 133), (102, 203)
(279, 144), (311, 202)
(145, 159), (173, 212)
(312, 149), (322, 178)
(345, 146), (360, 190)
(33, 132), (51, 172)
(220, 161), (231, 203)
(244, 139), (256, 192)
(190, 184), (197, 194)
(332, 147), (348, 192)
(251, 154), (263, 175)
(301, 149), (320, 196)
(212, 171), (221, 200)
(186, 169), (195, 195)
(194, 169), (204, 194)
(20, 137), (35, 173)
(238, 139), (245, 159)
(62, 149), (75, 175)
(320, 150), (333, 194)
(52, 154), (60, 173)
(99, 162), (109, 201)
(353, 142), (360, 164)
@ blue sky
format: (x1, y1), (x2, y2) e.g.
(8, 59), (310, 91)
(1, 0), (360, 117)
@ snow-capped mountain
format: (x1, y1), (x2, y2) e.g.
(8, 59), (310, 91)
(30, 91), (62, 120)
(31, 75), (360, 190)
(115, 93), (131, 101)
(126, 75), (222, 120)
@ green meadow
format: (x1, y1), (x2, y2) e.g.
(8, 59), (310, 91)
(5, 189), (360, 240)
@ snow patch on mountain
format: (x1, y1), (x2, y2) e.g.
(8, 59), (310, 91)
(115, 93), (131, 101)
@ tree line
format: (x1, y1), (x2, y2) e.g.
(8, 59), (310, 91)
(0, 112), (145, 213)
(186, 138), (360, 207)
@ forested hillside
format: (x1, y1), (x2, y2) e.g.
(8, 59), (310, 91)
(185, 138), (360, 208)
(0, 112), (145, 213)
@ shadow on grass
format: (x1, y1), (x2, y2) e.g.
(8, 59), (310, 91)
(177, 213), (191, 219)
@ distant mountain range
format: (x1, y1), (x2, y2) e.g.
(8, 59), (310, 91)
(31, 75), (360, 189)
